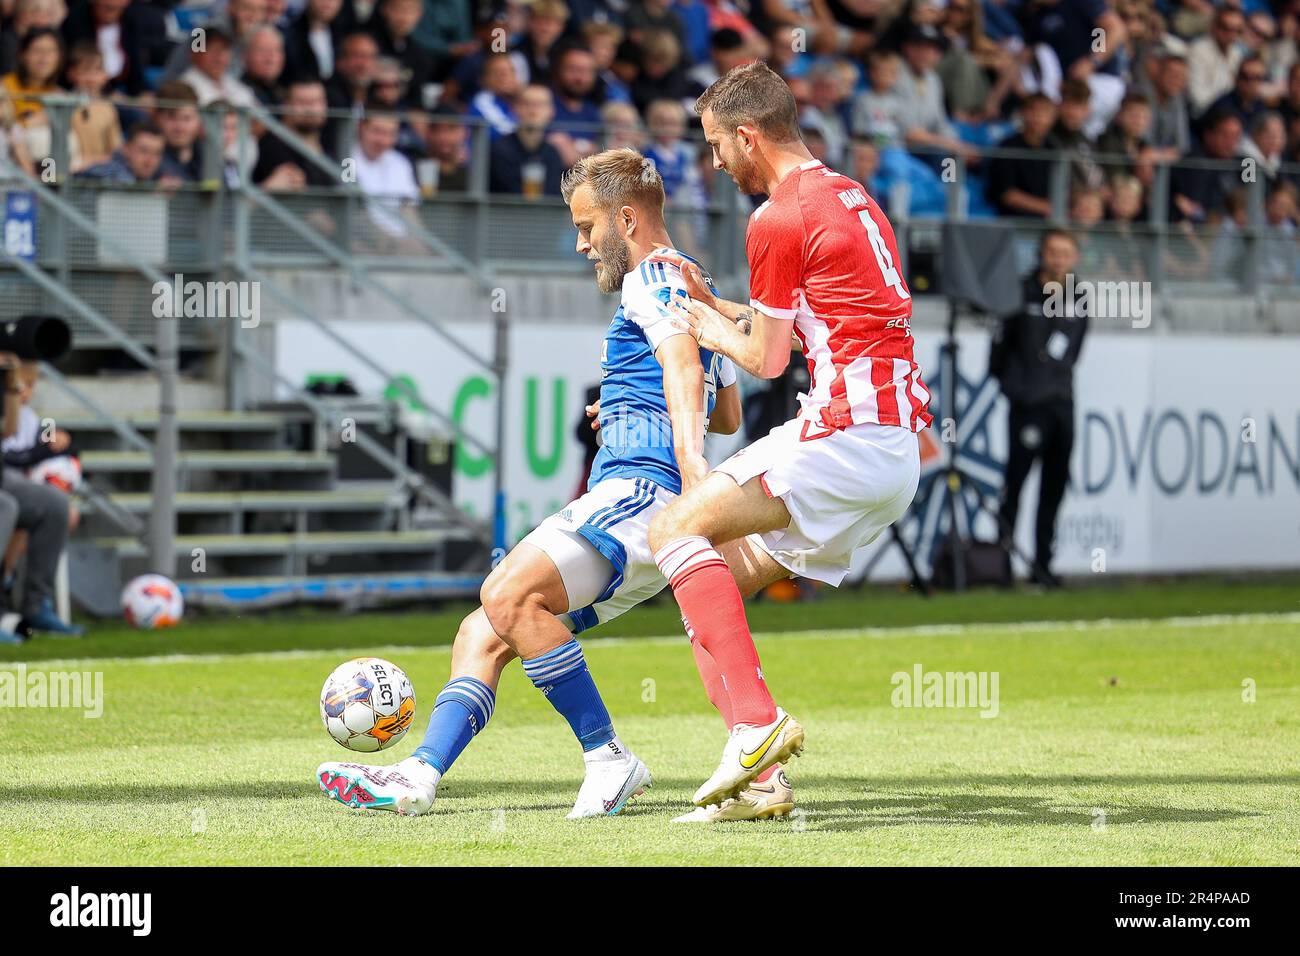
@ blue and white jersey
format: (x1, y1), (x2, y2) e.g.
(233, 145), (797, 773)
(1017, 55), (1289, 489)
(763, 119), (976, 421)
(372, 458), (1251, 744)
(589, 248), (734, 495)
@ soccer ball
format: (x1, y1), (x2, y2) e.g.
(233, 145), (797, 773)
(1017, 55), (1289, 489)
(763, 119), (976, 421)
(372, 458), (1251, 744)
(121, 574), (184, 629)
(320, 657), (416, 753)
(28, 455), (81, 493)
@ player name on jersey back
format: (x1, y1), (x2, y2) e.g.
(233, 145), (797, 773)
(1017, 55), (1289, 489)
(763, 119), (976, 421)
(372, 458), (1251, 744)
(746, 160), (932, 434)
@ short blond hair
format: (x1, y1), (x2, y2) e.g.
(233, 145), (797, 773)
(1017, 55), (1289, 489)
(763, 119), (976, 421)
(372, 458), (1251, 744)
(696, 60), (800, 143)
(560, 147), (665, 217)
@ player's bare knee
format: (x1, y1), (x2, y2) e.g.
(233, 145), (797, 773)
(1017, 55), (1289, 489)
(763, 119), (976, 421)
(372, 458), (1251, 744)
(451, 612), (516, 675)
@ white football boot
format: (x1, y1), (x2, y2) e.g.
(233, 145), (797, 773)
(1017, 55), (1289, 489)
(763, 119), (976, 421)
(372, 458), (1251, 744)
(317, 756), (440, 816)
(673, 768), (796, 823)
(692, 707), (804, 807)
(566, 738), (653, 819)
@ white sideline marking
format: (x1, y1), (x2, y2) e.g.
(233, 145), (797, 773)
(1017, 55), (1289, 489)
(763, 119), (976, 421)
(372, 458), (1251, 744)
(7, 611), (1300, 671)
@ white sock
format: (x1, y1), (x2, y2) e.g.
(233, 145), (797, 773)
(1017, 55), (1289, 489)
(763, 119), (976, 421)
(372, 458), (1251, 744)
(583, 736), (630, 765)
(399, 755), (442, 788)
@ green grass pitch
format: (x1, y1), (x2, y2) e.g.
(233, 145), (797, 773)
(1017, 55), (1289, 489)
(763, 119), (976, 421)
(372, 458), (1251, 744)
(1, 582), (1298, 865)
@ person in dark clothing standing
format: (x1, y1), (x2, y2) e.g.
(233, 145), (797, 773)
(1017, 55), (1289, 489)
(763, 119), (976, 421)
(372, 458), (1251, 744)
(989, 230), (1089, 588)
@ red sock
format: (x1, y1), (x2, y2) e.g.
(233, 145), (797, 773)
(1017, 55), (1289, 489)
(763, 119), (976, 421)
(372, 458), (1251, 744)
(657, 536), (776, 727)
(688, 625), (734, 729)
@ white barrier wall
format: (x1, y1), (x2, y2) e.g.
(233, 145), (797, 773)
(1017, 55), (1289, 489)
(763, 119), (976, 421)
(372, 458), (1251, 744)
(276, 319), (1300, 575)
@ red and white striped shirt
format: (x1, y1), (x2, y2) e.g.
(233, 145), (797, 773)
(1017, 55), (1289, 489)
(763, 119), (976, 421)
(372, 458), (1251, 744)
(746, 160), (932, 433)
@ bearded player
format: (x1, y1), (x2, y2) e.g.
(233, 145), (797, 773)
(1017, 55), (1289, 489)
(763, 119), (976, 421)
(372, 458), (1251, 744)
(651, 62), (933, 815)
(317, 148), (752, 819)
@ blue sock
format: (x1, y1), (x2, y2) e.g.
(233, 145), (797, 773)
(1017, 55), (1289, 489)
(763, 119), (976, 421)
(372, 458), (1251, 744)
(413, 676), (495, 775)
(521, 639), (615, 751)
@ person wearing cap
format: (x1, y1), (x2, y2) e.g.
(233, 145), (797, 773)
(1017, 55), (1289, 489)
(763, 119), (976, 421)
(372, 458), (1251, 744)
(895, 23), (976, 166)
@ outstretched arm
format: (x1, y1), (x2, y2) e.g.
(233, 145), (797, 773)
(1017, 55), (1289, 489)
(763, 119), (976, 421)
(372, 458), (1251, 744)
(666, 256), (795, 380)
(656, 334), (710, 490)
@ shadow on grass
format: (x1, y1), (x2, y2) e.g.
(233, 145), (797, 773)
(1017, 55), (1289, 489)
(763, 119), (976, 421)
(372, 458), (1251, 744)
(0, 772), (1288, 826)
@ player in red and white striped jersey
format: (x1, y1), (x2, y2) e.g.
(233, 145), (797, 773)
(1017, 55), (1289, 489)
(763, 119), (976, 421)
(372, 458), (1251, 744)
(648, 63), (932, 818)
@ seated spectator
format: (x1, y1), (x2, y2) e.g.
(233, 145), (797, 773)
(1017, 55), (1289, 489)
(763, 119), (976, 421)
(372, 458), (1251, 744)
(2, 361), (82, 582)
(894, 24), (975, 166)
(1139, 42), (1192, 156)
(937, 0), (1017, 123)
(2, 26), (64, 163)
(1095, 92), (1155, 182)
(984, 93), (1058, 218)
(488, 83), (564, 197)
(852, 50), (907, 149)
(583, 21), (632, 104)
(367, 57), (426, 159)
(800, 59), (850, 169)
(369, 0), (436, 106)
(0, 354), (82, 641)
(644, 98), (706, 250)
(1069, 187), (1107, 275)
(1208, 188), (1250, 279)
(1241, 111), (1288, 183)
(600, 99), (645, 150)
(687, 26), (748, 91)
(285, 0), (352, 82)
(65, 42), (122, 172)
(1260, 183), (1299, 283)
(1, 0), (67, 78)
(159, 0), (271, 88)
(253, 76), (339, 188)
(350, 111), (423, 249)
(154, 80), (206, 183)
(1280, 63), (1300, 150)
(1048, 78), (1104, 192)
(1021, 0), (1127, 80)
(61, 0), (170, 96)
(326, 31), (379, 114)
(549, 42), (602, 163)
(0, 96), (34, 175)
(420, 104), (470, 193)
(511, 0), (571, 87)
(75, 118), (164, 183)
(1170, 108), (1245, 224)
(409, 0), (474, 77)
(629, 28), (702, 114)
(468, 52), (521, 139)
(1103, 172), (1147, 280)
(754, 0), (841, 57)
(1187, 5), (1246, 116)
(625, 0), (690, 57)
(242, 23), (288, 106)
(1207, 56), (1270, 139)
(178, 23), (258, 108)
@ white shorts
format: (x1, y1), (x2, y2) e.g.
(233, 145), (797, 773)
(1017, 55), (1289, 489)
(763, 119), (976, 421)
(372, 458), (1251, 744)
(519, 476), (674, 634)
(715, 418), (921, 586)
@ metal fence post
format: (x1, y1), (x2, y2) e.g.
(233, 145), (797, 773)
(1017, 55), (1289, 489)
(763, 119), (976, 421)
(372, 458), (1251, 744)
(149, 312), (179, 577)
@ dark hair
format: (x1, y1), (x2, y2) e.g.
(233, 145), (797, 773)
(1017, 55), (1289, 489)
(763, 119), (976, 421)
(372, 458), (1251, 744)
(1039, 228), (1078, 254)
(1060, 78), (1091, 104)
(17, 26), (63, 87)
(155, 80), (200, 108)
(65, 41), (103, 73)
(1021, 92), (1056, 111)
(711, 28), (744, 52)
(695, 61), (800, 144)
(1200, 106), (1240, 136)
(126, 120), (165, 142)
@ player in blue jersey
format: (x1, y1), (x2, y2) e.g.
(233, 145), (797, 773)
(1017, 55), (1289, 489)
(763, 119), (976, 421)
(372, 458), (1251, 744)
(316, 148), (742, 818)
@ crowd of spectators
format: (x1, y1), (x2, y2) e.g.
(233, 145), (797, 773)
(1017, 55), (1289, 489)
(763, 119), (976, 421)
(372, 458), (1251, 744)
(0, 0), (1297, 267)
